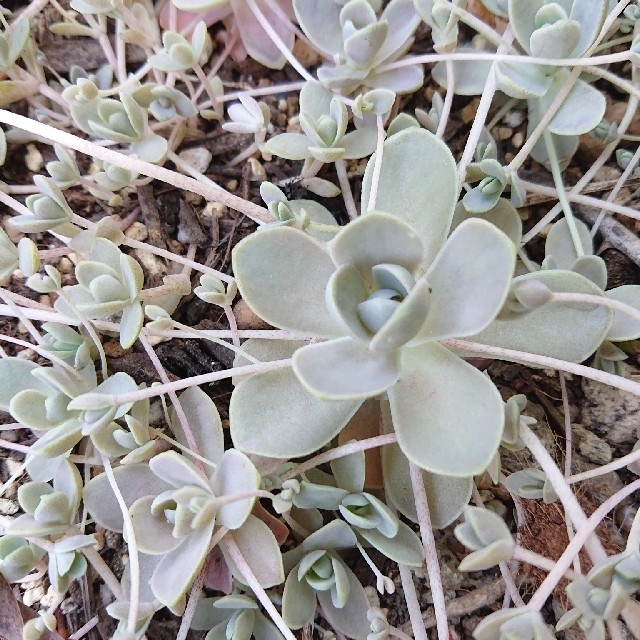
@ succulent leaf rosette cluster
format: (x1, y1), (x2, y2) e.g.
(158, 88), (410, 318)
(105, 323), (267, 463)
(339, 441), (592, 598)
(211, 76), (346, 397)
(231, 129), (517, 477)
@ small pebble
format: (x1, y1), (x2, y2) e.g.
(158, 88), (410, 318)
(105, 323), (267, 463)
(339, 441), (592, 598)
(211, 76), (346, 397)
(178, 147), (212, 174)
(23, 585), (45, 607)
(245, 157), (266, 182)
(512, 131), (524, 148)
(225, 180), (238, 191)
(124, 221), (149, 242)
(25, 144), (43, 172)
(0, 498), (18, 515)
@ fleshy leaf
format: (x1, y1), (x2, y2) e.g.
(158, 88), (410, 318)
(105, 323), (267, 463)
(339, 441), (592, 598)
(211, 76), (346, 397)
(230, 366), (362, 457)
(361, 128), (457, 267)
(293, 337), (401, 400)
(545, 217), (593, 270)
(415, 219), (515, 342)
(382, 443), (472, 528)
(233, 227), (340, 337)
(605, 286), (640, 341)
(470, 270), (612, 362)
(451, 199), (522, 246)
(389, 342), (503, 476)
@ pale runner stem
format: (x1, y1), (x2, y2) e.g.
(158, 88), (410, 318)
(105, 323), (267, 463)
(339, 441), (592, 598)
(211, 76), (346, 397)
(512, 546), (580, 582)
(335, 158), (359, 219)
(435, 61), (454, 139)
(245, 0), (316, 83)
(528, 478), (640, 611)
(559, 372), (581, 574)
(444, 339), (640, 397)
(552, 292), (640, 323)
(68, 616), (100, 640)
(520, 423), (607, 564)
(176, 556), (208, 640)
(409, 462), (448, 640)
(83, 358), (293, 406)
(542, 124), (584, 257)
(224, 305), (240, 347)
(101, 454), (139, 635)
(456, 27), (513, 195)
(521, 178), (640, 221)
(281, 434), (397, 481)
(0, 110), (272, 224)
(193, 64), (221, 115)
(367, 115), (387, 211)
(138, 333), (204, 470)
(0, 289), (43, 345)
(567, 447), (640, 484)
(115, 19), (127, 85)
(626, 506), (640, 551)
(82, 545), (125, 601)
(397, 563), (429, 640)
(221, 536), (297, 640)
(222, 81), (306, 104)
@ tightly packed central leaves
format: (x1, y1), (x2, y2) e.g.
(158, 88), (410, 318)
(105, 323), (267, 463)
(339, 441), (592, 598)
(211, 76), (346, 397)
(230, 128), (519, 476)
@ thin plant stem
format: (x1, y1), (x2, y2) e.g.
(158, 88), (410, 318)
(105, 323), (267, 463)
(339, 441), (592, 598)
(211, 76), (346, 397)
(528, 478), (640, 611)
(83, 545), (125, 601)
(193, 64), (222, 114)
(520, 423), (606, 564)
(367, 115), (387, 211)
(397, 563), (429, 640)
(0, 289), (43, 345)
(567, 447), (640, 484)
(281, 434), (397, 481)
(138, 333), (204, 469)
(512, 546), (580, 582)
(435, 61), (454, 139)
(71, 357), (293, 407)
(551, 291), (640, 323)
(68, 616), (100, 640)
(444, 338), (640, 397)
(409, 461), (448, 640)
(559, 372), (581, 574)
(222, 536), (298, 640)
(102, 454), (140, 635)
(335, 158), (359, 219)
(457, 27), (513, 194)
(0, 110), (272, 224)
(542, 124), (584, 257)
(245, 0), (316, 83)
(176, 556), (208, 640)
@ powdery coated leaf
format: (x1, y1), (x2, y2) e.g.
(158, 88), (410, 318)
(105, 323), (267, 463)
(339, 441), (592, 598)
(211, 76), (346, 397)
(495, 61), (554, 99)
(264, 132), (310, 160)
(293, 0), (344, 57)
(357, 520), (424, 566)
(169, 386), (224, 465)
(361, 129), (457, 267)
(545, 217), (593, 269)
(432, 55), (493, 96)
(282, 571), (317, 629)
(0, 359), (48, 411)
(149, 450), (211, 491)
(389, 342), (504, 476)
(382, 443), (472, 527)
(230, 0), (293, 69)
(415, 219), (515, 342)
(230, 367), (362, 457)
(119, 303), (143, 349)
(211, 449), (261, 529)
(375, 0), (421, 63)
(330, 211), (424, 276)
(455, 506), (514, 567)
(341, 128), (378, 159)
(130, 134), (168, 164)
(150, 522), (215, 613)
(451, 199), (522, 245)
(83, 464), (171, 533)
(232, 226), (340, 337)
(570, 0), (609, 56)
(529, 19), (581, 59)
(129, 496), (180, 554)
(470, 270), (612, 362)
(223, 515), (285, 588)
(330, 450), (366, 494)
(543, 74), (607, 136)
(317, 563), (370, 640)
(606, 286), (640, 341)
(293, 337), (401, 400)
(508, 0), (544, 53)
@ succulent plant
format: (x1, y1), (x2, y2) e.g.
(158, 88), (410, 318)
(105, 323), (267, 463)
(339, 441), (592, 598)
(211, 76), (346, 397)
(294, 0), (423, 94)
